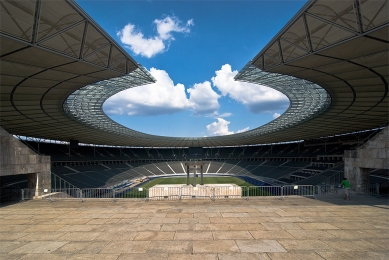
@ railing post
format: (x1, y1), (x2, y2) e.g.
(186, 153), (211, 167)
(375, 183), (380, 197)
(79, 189), (83, 203)
(281, 186), (284, 200)
(20, 189), (24, 202)
(246, 186), (249, 200)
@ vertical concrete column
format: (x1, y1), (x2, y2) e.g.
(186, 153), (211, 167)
(346, 164), (374, 193)
(193, 166), (197, 186)
(356, 168), (370, 191)
(28, 171), (51, 198)
(200, 165), (204, 185)
(186, 165), (190, 185)
(28, 173), (38, 197)
(344, 126), (388, 191)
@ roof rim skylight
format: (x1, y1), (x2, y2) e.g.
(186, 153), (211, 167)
(63, 63), (331, 143)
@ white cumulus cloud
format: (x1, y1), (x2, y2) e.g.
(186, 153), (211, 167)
(187, 81), (220, 115)
(237, 127), (249, 133)
(211, 64), (289, 114)
(206, 118), (234, 136)
(117, 16), (194, 58)
(104, 63), (290, 136)
(273, 112), (281, 119)
(104, 68), (220, 117)
(207, 112), (232, 118)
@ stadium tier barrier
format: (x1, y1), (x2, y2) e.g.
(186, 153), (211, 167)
(10, 183), (382, 202)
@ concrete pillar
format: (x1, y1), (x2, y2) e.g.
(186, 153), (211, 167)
(200, 165), (204, 185)
(186, 165), (190, 185)
(1, 127), (51, 199)
(344, 127), (388, 191)
(193, 166), (197, 186)
(345, 167), (370, 192)
(28, 171), (51, 198)
(184, 162), (205, 187)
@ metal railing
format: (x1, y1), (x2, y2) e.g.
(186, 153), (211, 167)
(350, 183), (381, 198)
(246, 186), (282, 198)
(317, 183), (382, 199)
(3, 183), (383, 203)
(51, 173), (79, 191)
(318, 171), (344, 193)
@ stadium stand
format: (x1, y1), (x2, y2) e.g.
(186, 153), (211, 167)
(0, 128), (382, 191)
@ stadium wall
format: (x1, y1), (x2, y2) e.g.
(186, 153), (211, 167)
(0, 127), (51, 196)
(344, 127), (388, 188)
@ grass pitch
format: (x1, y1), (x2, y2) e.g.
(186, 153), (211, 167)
(121, 176), (272, 198)
(139, 176), (252, 189)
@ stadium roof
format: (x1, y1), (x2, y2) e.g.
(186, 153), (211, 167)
(1, 0), (388, 147)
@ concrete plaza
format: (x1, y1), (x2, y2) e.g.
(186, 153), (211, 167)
(0, 195), (388, 260)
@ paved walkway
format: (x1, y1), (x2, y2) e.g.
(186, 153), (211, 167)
(0, 196), (388, 259)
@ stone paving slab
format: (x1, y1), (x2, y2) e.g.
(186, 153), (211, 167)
(212, 231), (254, 240)
(147, 240), (193, 254)
(267, 252), (324, 260)
(8, 241), (68, 254)
(284, 229), (335, 239)
(249, 230), (295, 239)
(174, 231), (213, 241)
(317, 251), (389, 260)
(19, 254), (73, 260)
(179, 217), (210, 224)
(0, 242), (28, 254)
(193, 240), (239, 253)
(0, 196), (388, 259)
(218, 252), (270, 259)
(17, 232), (66, 241)
(100, 241), (151, 254)
(235, 239), (287, 253)
(133, 231), (175, 241)
(55, 241), (108, 254)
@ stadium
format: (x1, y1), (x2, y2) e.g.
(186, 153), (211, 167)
(0, 0), (388, 258)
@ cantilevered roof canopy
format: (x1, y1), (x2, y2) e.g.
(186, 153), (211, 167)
(0, 0), (154, 144)
(235, 0), (388, 142)
(1, 0), (388, 147)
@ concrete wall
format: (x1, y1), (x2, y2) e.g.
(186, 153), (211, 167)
(344, 127), (389, 187)
(0, 127), (51, 194)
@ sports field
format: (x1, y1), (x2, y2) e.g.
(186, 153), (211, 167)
(138, 176), (252, 189)
(119, 176), (271, 198)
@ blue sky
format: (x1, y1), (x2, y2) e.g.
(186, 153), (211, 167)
(76, 0), (307, 137)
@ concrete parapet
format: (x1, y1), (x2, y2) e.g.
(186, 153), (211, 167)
(0, 127), (51, 195)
